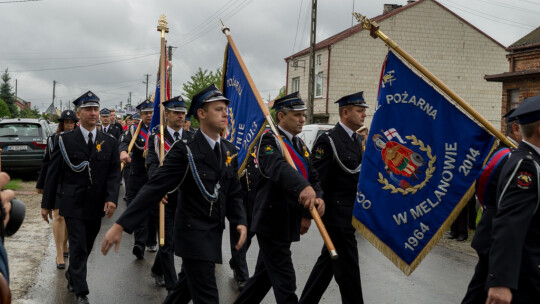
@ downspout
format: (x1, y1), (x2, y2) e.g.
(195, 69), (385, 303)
(325, 46), (332, 117)
(285, 58), (290, 94)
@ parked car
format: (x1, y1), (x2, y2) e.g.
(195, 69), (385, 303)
(0, 118), (52, 173)
(298, 124), (334, 151)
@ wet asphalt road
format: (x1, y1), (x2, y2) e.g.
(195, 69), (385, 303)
(21, 185), (477, 304)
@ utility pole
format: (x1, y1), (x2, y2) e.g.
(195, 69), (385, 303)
(60, 100), (62, 111)
(52, 80), (56, 108)
(15, 79), (17, 99)
(119, 101), (123, 111)
(128, 92), (132, 106)
(168, 46), (177, 94)
(307, 0), (317, 124)
(143, 74), (150, 99)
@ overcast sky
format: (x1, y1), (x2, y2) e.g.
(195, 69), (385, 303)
(1, 0), (538, 113)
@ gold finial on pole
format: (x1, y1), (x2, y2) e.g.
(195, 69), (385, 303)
(157, 14), (169, 37)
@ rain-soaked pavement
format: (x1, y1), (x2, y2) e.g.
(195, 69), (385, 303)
(21, 185), (477, 304)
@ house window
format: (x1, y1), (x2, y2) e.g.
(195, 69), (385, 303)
(292, 77), (300, 93)
(317, 54), (322, 65)
(315, 72), (323, 97)
(508, 89), (520, 109)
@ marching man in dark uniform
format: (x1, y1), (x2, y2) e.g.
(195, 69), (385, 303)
(300, 92), (367, 304)
(101, 84), (247, 304)
(229, 152), (258, 291)
(119, 100), (158, 258)
(234, 92), (325, 304)
(120, 113), (141, 191)
(99, 108), (122, 141)
(485, 95), (540, 304)
(41, 91), (121, 304)
(146, 96), (193, 291)
(461, 109), (521, 304)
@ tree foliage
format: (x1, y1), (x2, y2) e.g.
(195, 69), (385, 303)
(181, 67), (223, 128)
(0, 99), (10, 117)
(19, 106), (41, 118)
(0, 69), (17, 117)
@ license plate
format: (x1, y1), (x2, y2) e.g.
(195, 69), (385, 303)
(5, 145), (28, 151)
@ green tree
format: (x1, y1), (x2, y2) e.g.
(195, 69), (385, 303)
(0, 69), (18, 117)
(0, 99), (10, 117)
(181, 67), (223, 128)
(19, 106), (41, 118)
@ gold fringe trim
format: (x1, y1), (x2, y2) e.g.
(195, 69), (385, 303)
(353, 140), (498, 276)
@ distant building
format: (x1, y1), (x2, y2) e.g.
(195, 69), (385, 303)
(285, 0), (507, 126)
(485, 25), (540, 128)
(14, 96), (31, 111)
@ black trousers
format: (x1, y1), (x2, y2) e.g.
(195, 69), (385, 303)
(126, 186), (157, 248)
(65, 217), (101, 296)
(299, 226), (363, 304)
(151, 200), (177, 289)
(234, 235), (298, 304)
(229, 225), (254, 282)
(462, 252), (488, 304)
(162, 258), (218, 304)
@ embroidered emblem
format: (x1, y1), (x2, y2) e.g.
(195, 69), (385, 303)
(517, 171), (532, 189)
(96, 140), (105, 152)
(373, 130), (435, 195)
(264, 145), (274, 154)
(315, 147), (324, 159)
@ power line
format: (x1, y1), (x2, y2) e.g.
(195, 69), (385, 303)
(471, 0), (540, 15)
(0, 0), (41, 3)
(441, 0), (536, 30)
(11, 52), (159, 73)
(292, 0), (305, 53)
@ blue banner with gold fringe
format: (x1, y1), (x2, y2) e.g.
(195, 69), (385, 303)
(352, 51), (496, 275)
(222, 43), (266, 173)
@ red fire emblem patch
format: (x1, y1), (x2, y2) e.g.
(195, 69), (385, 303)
(516, 171), (532, 188)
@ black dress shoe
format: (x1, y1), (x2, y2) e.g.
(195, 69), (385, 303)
(65, 271), (74, 292)
(132, 244), (144, 260)
(57, 263), (66, 269)
(151, 271), (165, 287)
(147, 245), (158, 253)
(457, 234), (468, 242)
(76, 295), (90, 304)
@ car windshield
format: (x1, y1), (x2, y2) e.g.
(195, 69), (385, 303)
(0, 123), (43, 138)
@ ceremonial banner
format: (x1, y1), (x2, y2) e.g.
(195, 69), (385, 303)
(221, 43), (266, 173)
(353, 51), (496, 275)
(149, 51), (171, 135)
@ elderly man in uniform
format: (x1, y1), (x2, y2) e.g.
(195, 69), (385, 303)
(485, 95), (540, 304)
(461, 109), (521, 304)
(102, 84), (247, 304)
(99, 108), (122, 141)
(146, 96), (193, 291)
(41, 91), (121, 304)
(299, 92), (367, 304)
(233, 92), (325, 304)
(119, 100), (158, 258)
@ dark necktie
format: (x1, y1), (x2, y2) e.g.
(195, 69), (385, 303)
(214, 143), (221, 166)
(353, 133), (363, 150)
(293, 136), (302, 153)
(174, 131), (180, 142)
(88, 132), (94, 153)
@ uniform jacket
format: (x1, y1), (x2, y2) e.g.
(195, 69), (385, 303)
(116, 130), (247, 263)
(251, 129), (323, 243)
(36, 134), (58, 189)
(41, 127), (121, 219)
(471, 143), (512, 255)
(120, 124), (149, 190)
(310, 123), (362, 229)
(101, 124), (122, 141)
(487, 141), (540, 298)
(146, 126), (193, 179)
(239, 154), (259, 227)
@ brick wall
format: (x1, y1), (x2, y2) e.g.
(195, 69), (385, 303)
(500, 76), (540, 130)
(286, 0), (507, 127)
(511, 49), (540, 71)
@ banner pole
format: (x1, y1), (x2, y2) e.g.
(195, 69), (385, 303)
(353, 13), (516, 149)
(121, 121), (142, 172)
(221, 24), (338, 259)
(157, 14), (169, 247)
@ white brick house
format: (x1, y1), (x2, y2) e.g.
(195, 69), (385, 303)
(285, 0), (508, 127)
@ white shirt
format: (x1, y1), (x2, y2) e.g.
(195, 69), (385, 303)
(79, 126), (97, 144)
(339, 121), (356, 140)
(507, 136), (519, 147)
(102, 124), (109, 133)
(167, 126), (183, 141)
(201, 130), (221, 150)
